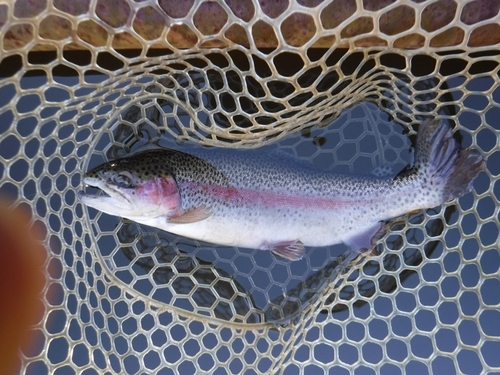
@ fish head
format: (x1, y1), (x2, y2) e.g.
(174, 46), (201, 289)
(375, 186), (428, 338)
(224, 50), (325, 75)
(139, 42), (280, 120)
(78, 154), (181, 220)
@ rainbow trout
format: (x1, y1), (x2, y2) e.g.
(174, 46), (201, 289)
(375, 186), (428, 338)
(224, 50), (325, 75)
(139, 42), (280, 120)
(79, 120), (483, 260)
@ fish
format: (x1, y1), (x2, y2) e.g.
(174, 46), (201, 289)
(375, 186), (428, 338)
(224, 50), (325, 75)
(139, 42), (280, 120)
(78, 119), (484, 261)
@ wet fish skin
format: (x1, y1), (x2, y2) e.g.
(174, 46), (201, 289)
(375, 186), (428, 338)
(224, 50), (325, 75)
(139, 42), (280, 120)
(79, 119), (483, 261)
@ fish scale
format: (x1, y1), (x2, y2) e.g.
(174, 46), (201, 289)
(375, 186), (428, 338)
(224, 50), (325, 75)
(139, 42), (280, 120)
(79, 119), (483, 261)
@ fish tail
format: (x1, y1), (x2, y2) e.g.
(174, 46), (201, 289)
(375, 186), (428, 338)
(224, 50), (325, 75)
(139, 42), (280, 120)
(414, 119), (484, 202)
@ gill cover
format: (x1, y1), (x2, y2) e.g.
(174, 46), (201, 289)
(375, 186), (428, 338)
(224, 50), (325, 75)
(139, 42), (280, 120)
(79, 155), (182, 220)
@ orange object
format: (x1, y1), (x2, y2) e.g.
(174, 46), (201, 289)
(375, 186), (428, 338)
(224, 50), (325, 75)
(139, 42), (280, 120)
(0, 199), (46, 375)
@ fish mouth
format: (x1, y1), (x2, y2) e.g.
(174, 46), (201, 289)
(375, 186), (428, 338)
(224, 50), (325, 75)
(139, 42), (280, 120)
(78, 177), (134, 211)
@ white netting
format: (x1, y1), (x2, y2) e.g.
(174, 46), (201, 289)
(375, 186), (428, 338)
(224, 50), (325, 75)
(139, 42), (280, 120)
(0, 0), (499, 374)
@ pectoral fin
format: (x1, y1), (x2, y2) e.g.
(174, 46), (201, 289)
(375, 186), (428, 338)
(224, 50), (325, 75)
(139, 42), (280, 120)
(344, 222), (384, 253)
(168, 207), (211, 224)
(267, 240), (305, 261)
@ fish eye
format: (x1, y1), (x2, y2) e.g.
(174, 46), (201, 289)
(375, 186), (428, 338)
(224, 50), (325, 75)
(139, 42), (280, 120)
(113, 171), (134, 188)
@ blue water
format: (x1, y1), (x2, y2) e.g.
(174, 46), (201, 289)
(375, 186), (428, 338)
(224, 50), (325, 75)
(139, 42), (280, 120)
(0, 71), (498, 374)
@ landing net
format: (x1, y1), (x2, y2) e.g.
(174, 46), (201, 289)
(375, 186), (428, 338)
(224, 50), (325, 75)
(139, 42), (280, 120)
(0, 1), (499, 374)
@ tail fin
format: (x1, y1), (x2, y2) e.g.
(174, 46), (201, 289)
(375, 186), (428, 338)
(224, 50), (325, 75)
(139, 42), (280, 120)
(414, 119), (484, 202)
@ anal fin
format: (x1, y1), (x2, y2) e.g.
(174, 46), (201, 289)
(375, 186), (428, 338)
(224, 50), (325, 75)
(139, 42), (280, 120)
(266, 240), (305, 261)
(344, 222), (384, 253)
(168, 207), (211, 224)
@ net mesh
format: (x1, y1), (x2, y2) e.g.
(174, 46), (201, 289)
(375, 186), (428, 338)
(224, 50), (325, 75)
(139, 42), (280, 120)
(1, 0), (499, 374)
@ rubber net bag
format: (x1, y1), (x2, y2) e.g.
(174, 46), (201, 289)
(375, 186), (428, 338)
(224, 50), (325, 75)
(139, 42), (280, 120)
(0, 0), (499, 374)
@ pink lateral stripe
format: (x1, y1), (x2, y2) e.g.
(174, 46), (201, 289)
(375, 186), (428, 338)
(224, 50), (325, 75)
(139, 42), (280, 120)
(180, 181), (360, 210)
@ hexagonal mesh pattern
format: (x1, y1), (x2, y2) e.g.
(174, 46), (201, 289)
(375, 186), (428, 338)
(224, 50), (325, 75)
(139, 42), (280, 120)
(1, 1), (499, 374)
